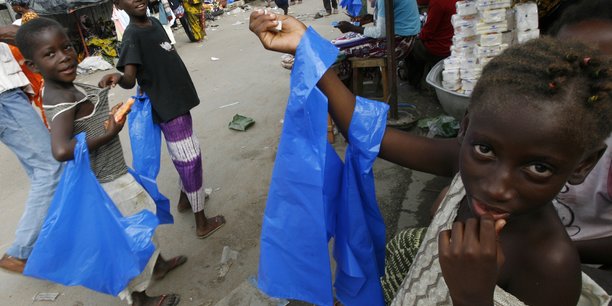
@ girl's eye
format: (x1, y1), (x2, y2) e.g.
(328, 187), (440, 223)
(45, 52), (55, 58)
(474, 144), (495, 158)
(64, 45), (73, 51)
(526, 164), (553, 178)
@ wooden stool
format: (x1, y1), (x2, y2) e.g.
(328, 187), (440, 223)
(349, 57), (388, 102)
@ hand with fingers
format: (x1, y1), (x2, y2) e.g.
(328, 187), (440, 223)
(98, 72), (122, 88)
(103, 102), (129, 136)
(249, 9), (306, 55)
(336, 21), (359, 33)
(438, 215), (507, 306)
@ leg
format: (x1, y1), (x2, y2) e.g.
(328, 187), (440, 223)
(0, 89), (62, 273)
(160, 113), (225, 238)
(322, 0), (331, 14)
(152, 254), (188, 280)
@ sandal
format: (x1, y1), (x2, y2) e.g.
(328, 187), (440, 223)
(197, 215), (226, 239)
(155, 294), (180, 306)
(0, 254), (26, 274)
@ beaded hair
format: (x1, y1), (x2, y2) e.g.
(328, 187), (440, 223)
(470, 37), (612, 150)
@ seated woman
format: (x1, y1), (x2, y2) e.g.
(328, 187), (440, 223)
(335, 0), (420, 59)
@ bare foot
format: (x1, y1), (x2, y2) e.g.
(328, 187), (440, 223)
(132, 291), (180, 306)
(152, 255), (188, 281)
(195, 212), (226, 239)
(177, 191), (191, 213)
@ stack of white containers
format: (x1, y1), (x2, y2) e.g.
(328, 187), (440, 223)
(441, 1), (539, 95)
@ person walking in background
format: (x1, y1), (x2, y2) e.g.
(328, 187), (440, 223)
(183, 0), (206, 42)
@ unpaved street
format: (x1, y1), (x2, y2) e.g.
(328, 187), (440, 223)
(0, 1), (441, 304)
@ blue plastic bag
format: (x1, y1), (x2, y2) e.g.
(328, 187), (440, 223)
(340, 0), (362, 18)
(24, 133), (159, 296)
(258, 27), (387, 306)
(128, 90), (173, 225)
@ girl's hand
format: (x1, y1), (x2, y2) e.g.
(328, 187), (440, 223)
(249, 9), (306, 55)
(336, 21), (359, 33)
(438, 215), (507, 306)
(105, 102), (127, 136)
(98, 72), (122, 88)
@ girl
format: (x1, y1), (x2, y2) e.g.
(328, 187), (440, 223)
(16, 18), (185, 306)
(249, 11), (612, 306)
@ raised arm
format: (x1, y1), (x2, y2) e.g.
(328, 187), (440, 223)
(249, 11), (460, 176)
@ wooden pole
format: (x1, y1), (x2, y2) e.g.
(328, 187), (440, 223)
(74, 13), (90, 58)
(384, 0), (398, 119)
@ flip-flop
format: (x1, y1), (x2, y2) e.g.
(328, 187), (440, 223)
(197, 216), (226, 239)
(154, 256), (188, 281)
(155, 293), (180, 306)
(0, 254), (26, 274)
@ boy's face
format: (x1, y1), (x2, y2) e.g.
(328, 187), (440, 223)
(457, 101), (599, 221)
(116, 0), (148, 17)
(27, 27), (78, 84)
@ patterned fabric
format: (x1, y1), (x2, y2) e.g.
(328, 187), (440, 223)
(43, 83), (128, 183)
(183, 1), (205, 41)
(391, 174), (527, 306)
(341, 35), (416, 60)
(381, 227), (427, 305)
(21, 10), (39, 24)
(159, 113), (205, 213)
(8, 45), (46, 127)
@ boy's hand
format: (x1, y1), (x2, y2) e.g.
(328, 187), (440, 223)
(98, 73), (122, 88)
(104, 102), (127, 135)
(249, 9), (306, 55)
(438, 215), (507, 306)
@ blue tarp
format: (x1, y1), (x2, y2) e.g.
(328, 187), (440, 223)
(340, 0), (363, 18)
(258, 27), (388, 306)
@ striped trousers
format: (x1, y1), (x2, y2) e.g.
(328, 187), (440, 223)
(160, 113), (205, 213)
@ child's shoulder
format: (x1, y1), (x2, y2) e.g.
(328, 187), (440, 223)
(43, 86), (81, 106)
(504, 207), (581, 283)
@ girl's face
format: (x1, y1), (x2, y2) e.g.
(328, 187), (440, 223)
(28, 27), (78, 84)
(458, 103), (597, 221)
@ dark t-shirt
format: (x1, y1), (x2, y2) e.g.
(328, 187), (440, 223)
(117, 17), (199, 123)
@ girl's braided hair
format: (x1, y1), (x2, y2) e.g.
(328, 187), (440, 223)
(470, 37), (612, 150)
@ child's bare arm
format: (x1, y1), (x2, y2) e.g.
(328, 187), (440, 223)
(250, 12), (461, 176)
(48, 101), (126, 162)
(98, 64), (138, 89)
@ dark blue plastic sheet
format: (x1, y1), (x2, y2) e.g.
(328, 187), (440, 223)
(258, 27), (388, 306)
(127, 91), (174, 225)
(24, 133), (159, 296)
(340, 0), (363, 18)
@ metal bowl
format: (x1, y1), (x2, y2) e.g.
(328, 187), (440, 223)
(426, 60), (471, 120)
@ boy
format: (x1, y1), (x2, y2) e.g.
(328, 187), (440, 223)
(100, 0), (225, 238)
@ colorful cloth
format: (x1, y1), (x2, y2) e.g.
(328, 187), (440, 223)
(341, 35), (416, 60)
(183, 1), (205, 42)
(8, 45), (46, 127)
(159, 113), (205, 213)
